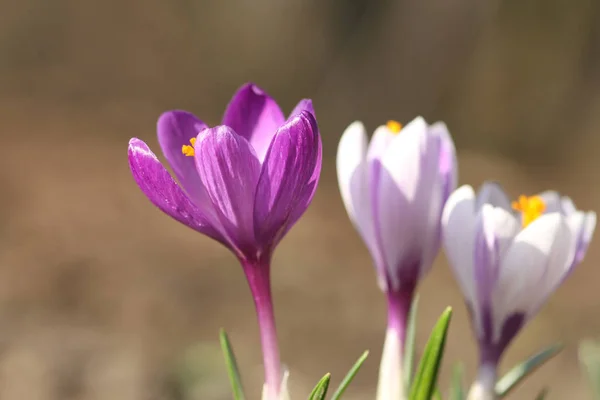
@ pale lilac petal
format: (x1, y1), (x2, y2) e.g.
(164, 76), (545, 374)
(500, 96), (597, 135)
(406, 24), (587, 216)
(194, 126), (261, 256)
(376, 117), (433, 289)
(476, 182), (512, 211)
(419, 122), (458, 271)
(254, 111), (320, 248)
(222, 83), (285, 162)
(568, 211), (596, 268)
(127, 138), (225, 243)
(366, 124), (398, 283)
(442, 185), (478, 305)
(430, 122), (458, 203)
(156, 111), (213, 207)
(561, 196), (577, 215)
(538, 190), (563, 213)
(472, 204), (519, 338)
(494, 213), (574, 339)
(367, 124), (397, 162)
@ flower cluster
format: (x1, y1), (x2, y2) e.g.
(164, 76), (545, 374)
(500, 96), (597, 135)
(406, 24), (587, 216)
(128, 82), (595, 400)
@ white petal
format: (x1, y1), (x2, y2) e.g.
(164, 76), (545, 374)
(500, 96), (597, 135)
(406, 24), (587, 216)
(336, 121), (373, 242)
(442, 185), (478, 305)
(379, 116), (428, 201)
(583, 212), (597, 249)
(476, 181), (512, 211)
(493, 213), (574, 339)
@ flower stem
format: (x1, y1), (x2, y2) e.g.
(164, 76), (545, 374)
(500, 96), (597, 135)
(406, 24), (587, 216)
(467, 363), (498, 400)
(242, 259), (281, 400)
(376, 289), (413, 400)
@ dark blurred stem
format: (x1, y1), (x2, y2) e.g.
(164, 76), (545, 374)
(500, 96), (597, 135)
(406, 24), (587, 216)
(242, 258), (281, 400)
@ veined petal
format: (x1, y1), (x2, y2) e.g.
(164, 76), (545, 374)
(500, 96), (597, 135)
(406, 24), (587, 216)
(288, 99), (314, 120)
(156, 111), (212, 207)
(442, 185), (478, 306)
(376, 116), (439, 288)
(221, 83), (285, 162)
(472, 204), (519, 338)
(493, 213), (574, 339)
(476, 181), (512, 211)
(367, 124), (397, 162)
(418, 121), (458, 272)
(254, 111), (320, 249)
(336, 121), (373, 244)
(429, 122), (458, 203)
(127, 138), (225, 243)
(567, 211), (596, 268)
(194, 126), (261, 256)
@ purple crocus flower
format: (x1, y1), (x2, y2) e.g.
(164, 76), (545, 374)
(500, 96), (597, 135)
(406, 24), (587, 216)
(336, 117), (457, 400)
(127, 83), (322, 400)
(442, 182), (596, 399)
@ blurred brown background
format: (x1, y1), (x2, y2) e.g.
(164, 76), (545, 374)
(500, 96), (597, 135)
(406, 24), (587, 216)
(0, 0), (599, 398)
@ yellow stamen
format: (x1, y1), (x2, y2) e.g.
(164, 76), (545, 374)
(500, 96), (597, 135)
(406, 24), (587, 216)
(386, 120), (403, 134)
(511, 195), (546, 228)
(181, 137), (197, 157)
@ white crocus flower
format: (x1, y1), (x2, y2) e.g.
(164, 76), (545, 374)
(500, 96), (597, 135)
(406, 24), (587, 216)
(442, 182), (596, 400)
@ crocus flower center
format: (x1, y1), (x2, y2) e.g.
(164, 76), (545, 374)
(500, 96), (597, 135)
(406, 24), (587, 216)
(181, 137), (196, 157)
(511, 195), (546, 228)
(386, 120), (403, 134)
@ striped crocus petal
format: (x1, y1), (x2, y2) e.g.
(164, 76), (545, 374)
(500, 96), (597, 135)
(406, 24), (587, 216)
(443, 182), (580, 365)
(127, 138), (226, 245)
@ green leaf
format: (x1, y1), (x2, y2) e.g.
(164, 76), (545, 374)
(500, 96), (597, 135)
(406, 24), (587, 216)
(219, 329), (246, 400)
(408, 307), (453, 400)
(534, 387), (548, 400)
(495, 343), (562, 398)
(449, 363), (465, 400)
(404, 294), (420, 389)
(578, 340), (600, 399)
(432, 387), (443, 400)
(331, 350), (369, 400)
(308, 373), (331, 400)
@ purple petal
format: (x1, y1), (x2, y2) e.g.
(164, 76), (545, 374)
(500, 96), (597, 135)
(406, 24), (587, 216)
(194, 126), (261, 256)
(156, 111), (213, 207)
(254, 111), (321, 249)
(288, 99), (314, 120)
(222, 83), (285, 162)
(127, 138), (225, 243)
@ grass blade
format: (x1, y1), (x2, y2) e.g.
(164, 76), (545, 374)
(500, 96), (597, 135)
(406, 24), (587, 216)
(408, 307), (453, 400)
(579, 340), (600, 399)
(449, 363), (465, 400)
(331, 350), (369, 400)
(308, 373), (331, 400)
(495, 343), (562, 397)
(404, 294), (420, 389)
(219, 329), (246, 400)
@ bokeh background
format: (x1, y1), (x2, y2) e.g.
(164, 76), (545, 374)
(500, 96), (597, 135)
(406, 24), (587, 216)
(0, 0), (599, 398)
